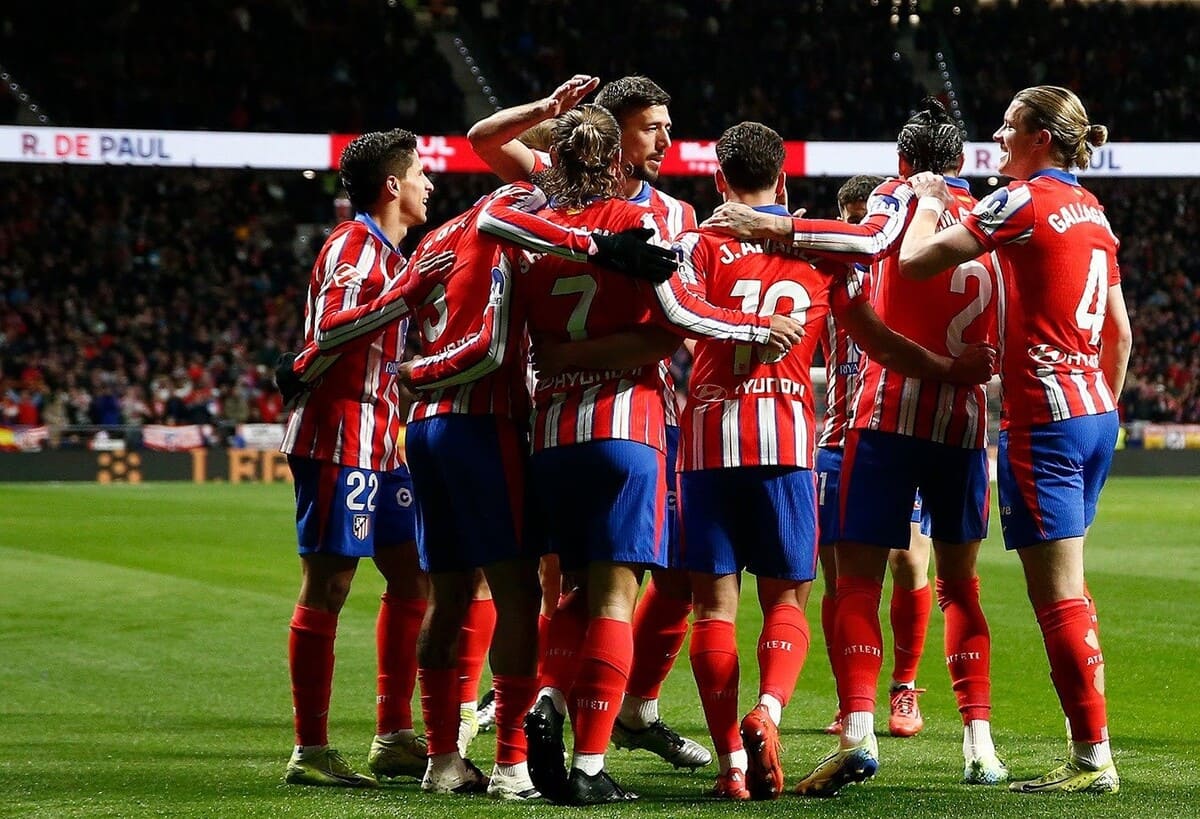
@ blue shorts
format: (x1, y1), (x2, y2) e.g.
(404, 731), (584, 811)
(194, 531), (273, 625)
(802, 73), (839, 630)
(817, 446), (931, 546)
(679, 466), (818, 581)
(664, 425), (681, 567)
(911, 493), (933, 539)
(290, 456), (416, 558)
(841, 429), (988, 548)
(998, 412), (1119, 550)
(528, 439), (666, 572)
(405, 414), (528, 572)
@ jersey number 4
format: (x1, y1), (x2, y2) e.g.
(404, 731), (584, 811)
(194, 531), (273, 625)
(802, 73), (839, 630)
(1075, 248), (1109, 346)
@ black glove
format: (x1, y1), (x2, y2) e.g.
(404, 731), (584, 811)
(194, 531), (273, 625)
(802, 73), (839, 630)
(590, 227), (678, 284)
(273, 352), (309, 410)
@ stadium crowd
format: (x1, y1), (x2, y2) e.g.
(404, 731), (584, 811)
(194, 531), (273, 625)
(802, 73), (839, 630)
(1, 171), (1196, 433)
(459, 0), (926, 140)
(2, 2), (1193, 435)
(0, 2), (463, 134)
(0, 0), (1191, 809)
(932, 0), (1200, 141)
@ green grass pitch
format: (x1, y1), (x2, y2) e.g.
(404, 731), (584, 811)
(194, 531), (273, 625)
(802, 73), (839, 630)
(1, 477), (1197, 818)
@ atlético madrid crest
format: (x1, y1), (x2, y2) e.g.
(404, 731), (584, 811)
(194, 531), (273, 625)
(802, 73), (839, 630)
(353, 514), (371, 541)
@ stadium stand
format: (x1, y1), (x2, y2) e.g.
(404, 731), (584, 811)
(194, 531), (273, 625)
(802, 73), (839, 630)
(458, 0), (926, 140)
(0, 2), (464, 133)
(928, 1), (1200, 141)
(0, 2), (1197, 439)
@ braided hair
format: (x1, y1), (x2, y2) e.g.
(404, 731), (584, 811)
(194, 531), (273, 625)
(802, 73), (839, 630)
(896, 97), (964, 175)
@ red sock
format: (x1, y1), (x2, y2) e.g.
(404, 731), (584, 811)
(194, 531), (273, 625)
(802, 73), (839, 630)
(821, 593), (839, 680)
(535, 613), (552, 680)
(1035, 597), (1109, 743)
(418, 666), (460, 755)
(757, 603), (811, 706)
(571, 617), (633, 755)
(540, 590), (587, 694)
(457, 598), (497, 705)
(936, 576), (992, 723)
(891, 583), (932, 684)
(493, 674), (538, 765)
(289, 605), (338, 747)
(690, 618), (741, 755)
(1084, 583), (1100, 636)
(835, 576), (884, 714)
(375, 594), (427, 735)
(626, 580), (692, 700)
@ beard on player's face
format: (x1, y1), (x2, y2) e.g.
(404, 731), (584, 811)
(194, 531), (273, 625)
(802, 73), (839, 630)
(630, 162), (658, 184)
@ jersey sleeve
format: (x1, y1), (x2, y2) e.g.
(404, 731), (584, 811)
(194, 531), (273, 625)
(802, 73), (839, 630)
(406, 263), (515, 390)
(648, 232), (771, 343)
(476, 182), (595, 262)
(680, 201), (699, 233)
(961, 182), (1035, 250)
(829, 263), (870, 318)
(789, 178), (915, 263)
(291, 231), (425, 382)
(1104, 213), (1122, 286)
(308, 238), (426, 357)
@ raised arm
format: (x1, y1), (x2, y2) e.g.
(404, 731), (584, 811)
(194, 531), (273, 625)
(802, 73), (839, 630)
(468, 75), (600, 182)
(898, 173), (986, 280)
(702, 179), (916, 264)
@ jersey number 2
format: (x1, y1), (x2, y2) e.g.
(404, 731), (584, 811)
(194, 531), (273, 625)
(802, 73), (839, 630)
(945, 259), (994, 355)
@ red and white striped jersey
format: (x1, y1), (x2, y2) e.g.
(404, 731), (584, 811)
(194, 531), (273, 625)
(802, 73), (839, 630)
(787, 177), (917, 264)
(962, 169), (1121, 427)
(282, 215), (410, 471)
(525, 198), (771, 454)
(817, 264), (872, 450)
(678, 209), (867, 471)
(628, 181), (698, 244)
(629, 181), (699, 428)
(851, 178), (999, 449)
(405, 183), (594, 422)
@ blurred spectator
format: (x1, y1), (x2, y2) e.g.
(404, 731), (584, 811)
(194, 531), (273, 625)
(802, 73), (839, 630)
(0, 2), (464, 134)
(0, 173), (1195, 444)
(460, 0), (924, 140)
(931, 2), (1200, 141)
